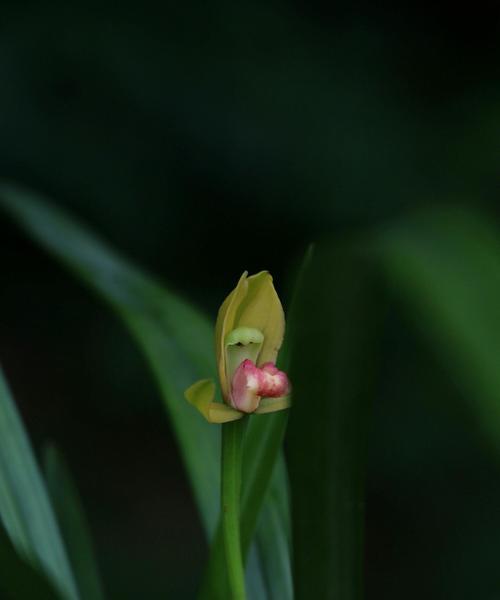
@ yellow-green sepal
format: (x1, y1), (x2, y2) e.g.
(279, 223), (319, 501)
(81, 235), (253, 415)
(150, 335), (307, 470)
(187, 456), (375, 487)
(215, 271), (286, 401)
(215, 272), (249, 400)
(236, 272), (285, 366)
(254, 395), (291, 415)
(184, 379), (244, 424)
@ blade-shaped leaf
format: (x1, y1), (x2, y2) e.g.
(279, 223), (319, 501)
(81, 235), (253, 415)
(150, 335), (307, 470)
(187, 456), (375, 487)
(285, 206), (500, 599)
(0, 183), (220, 536)
(254, 459), (293, 600)
(0, 367), (79, 599)
(286, 242), (376, 600)
(43, 445), (106, 600)
(374, 207), (500, 455)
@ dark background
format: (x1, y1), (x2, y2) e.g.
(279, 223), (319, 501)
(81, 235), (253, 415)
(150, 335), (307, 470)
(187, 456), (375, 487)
(1, 1), (500, 598)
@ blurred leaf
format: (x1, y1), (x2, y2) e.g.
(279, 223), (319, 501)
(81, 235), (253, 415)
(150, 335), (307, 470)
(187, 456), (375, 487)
(286, 242), (376, 600)
(0, 184), (290, 598)
(254, 459), (293, 600)
(0, 183), (219, 533)
(0, 523), (60, 600)
(43, 445), (106, 600)
(242, 418), (290, 555)
(0, 367), (79, 599)
(285, 206), (500, 599)
(374, 206), (500, 455)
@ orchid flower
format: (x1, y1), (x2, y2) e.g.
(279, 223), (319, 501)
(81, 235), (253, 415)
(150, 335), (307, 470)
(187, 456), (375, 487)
(185, 271), (291, 423)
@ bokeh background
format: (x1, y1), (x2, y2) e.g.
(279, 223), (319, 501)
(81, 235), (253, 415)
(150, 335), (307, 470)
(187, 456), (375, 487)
(1, 1), (500, 598)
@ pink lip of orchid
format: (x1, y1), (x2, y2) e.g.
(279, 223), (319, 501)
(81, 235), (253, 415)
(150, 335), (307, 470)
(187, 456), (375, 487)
(230, 359), (290, 414)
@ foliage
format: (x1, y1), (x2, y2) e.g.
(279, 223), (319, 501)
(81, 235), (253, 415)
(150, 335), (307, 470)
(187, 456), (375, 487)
(1, 187), (500, 598)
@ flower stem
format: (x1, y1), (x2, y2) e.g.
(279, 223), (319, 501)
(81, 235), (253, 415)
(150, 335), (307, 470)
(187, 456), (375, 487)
(221, 418), (247, 600)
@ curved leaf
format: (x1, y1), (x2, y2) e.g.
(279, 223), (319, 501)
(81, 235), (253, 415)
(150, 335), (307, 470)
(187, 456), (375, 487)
(286, 242), (375, 600)
(0, 367), (79, 599)
(374, 207), (500, 455)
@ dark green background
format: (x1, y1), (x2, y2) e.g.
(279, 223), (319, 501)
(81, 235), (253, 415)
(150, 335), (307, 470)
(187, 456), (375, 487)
(1, 1), (500, 597)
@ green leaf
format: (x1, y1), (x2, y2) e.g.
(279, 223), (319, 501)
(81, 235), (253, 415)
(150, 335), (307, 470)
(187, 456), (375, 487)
(0, 183), (290, 598)
(373, 207), (500, 455)
(43, 445), (106, 600)
(254, 459), (292, 600)
(0, 183), (220, 537)
(286, 242), (375, 600)
(0, 367), (79, 599)
(285, 207), (500, 599)
(0, 523), (60, 600)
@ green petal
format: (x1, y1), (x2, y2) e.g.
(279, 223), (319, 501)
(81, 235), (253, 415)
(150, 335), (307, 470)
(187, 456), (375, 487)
(254, 396), (291, 414)
(184, 379), (244, 424)
(215, 272), (249, 400)
(235, 271), (285, 366)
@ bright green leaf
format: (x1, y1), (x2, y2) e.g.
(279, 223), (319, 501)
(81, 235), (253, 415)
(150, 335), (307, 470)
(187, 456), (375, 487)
(0, 367), (79, 599)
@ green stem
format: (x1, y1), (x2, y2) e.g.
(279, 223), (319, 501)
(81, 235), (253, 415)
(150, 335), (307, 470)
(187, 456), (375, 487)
(221, 418), (247, 600)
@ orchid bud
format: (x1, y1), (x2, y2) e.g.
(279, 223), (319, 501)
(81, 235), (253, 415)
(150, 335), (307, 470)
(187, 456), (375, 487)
(185, 272), (291, 423)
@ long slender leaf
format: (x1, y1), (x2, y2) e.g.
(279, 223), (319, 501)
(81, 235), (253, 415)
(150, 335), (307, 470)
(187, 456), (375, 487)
(0, 183), (290, 597)
(43, 445), (106, 600)
(254, 460), (293, 600)
(374, 207), (500, 455)
(0, 184), (220, 536)
(286, 242), (376, 600)
(285, 206), (500, 600)
(0, 367), (79, 599)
